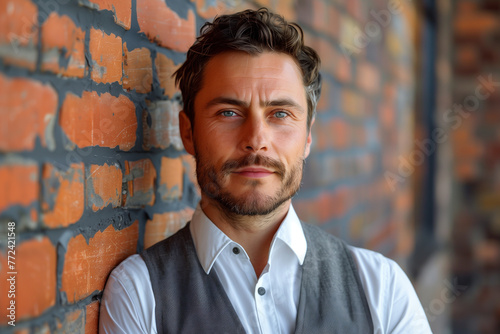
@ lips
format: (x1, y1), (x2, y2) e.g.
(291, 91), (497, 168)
(220, 154), (285, 179)
(233, 166), (274, 178)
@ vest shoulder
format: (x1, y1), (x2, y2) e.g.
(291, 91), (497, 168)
(301, 222), (348, 248)
(141, 223), (192, 258)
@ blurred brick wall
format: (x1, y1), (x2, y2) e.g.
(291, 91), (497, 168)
(294, 0), (417, 264)
(0, 0), (418, 332)
(449, 1), (500, 333)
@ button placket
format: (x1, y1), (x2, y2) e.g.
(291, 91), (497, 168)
(254, 272), (279, 333)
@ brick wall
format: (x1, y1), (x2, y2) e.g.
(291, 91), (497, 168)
(449, 1), (500, 333)
(294, 0), (417, 264)
(0, 0), (418, 332)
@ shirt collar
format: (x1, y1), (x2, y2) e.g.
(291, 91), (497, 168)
(189, 203), (307, 274)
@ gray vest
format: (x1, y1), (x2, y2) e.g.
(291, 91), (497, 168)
(141, 222), (373, 333)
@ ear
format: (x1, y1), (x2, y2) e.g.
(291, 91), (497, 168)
(304, 117), (315, 158)
(179, 110), (195, 156)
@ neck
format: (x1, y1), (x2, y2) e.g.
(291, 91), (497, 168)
(200, 197), (291, 276)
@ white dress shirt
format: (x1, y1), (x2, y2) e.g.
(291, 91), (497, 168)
(99, 204), (432, 334)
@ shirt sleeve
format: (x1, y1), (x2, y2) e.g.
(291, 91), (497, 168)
(99, 254), (157, 334)
(349, 246), (433, 334)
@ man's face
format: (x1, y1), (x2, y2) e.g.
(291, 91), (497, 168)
(179, 51), (312, 217)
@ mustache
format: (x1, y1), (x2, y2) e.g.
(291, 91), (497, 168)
(220, 154), (286, 177)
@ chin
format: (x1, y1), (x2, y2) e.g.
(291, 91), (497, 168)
(215, 189), (291, 217)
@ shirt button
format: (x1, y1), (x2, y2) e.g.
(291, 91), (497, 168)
(258, 287), (266, 296)
(232, 247), (240, 255)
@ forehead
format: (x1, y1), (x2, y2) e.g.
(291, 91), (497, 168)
(206, 51), (303, 80)
(195, 51), (306, 105)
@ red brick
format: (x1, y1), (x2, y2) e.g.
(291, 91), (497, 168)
(85, 301), (100, 333)
(0, 162), (38, 212)
(62, 222), (139, 303)
(305, 34), (337, 78)
(0, 237), (56, 323)
(342, 89), (365, 119)
(357, 61), (380, 94)
(315, 79), (330, 112)
(60, 91), (137, 151)
(455, 160), (478, 181)
(155, 53), (180, 98)
(0, 75), (58, 151)
(396, 214), (414, 257)
(311, 0), (327, 33)
(142, 100), (183, 150)
(380, 103), (395, 129)
(457, 0), (479, 13)
(258, 0), (296, 20)
(159, 157), (183, 202)
(475, 240), (500, 265)
(0, 0), (38, 70)
(331, 118), (349, 149)
(336, 49), (352, 83)
(454, 14), (498, 39)
(87, 163), (122, 211)
(123, 159), (156, 208)
(136, 0), (196, 52)
(84, 0), (132, 30)
(144, 208), (194, 248)
(192, 0), (228, 18)
(123, 44), (152, 93)
(181, 154), (200, 194)
(41, 13), (86, 78)
(89, 28), (123, 84)
(41, 163), (84, 228)
(326, 5), (340, 40)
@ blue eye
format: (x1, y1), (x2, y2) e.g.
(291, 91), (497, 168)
(221, 110), (236, 117)
(274, 111), (288, 118)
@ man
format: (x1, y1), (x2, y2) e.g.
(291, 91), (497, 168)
(100, 8), (432, 334)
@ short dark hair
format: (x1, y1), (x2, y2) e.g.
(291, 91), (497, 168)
(174, 8), (321, 129)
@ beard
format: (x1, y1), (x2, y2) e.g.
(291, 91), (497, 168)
(194, 151), (305, 217)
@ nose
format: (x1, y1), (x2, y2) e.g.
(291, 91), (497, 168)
(241, 114), (269, 153)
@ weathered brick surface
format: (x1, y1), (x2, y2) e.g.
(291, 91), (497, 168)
(41, 162), (84, 228)
(0, 237), (56, 323)
(83, 0), (132, 30)
(59, 91), (137, 150)
(41, 13), (86, 77)
(142, 100), (183, 150)
(85, 301), (100, 333)
(123, 159), (156, 208)
(57, 308), (84, 333)
(144, 208), (194, 248)
(155, 53), (180, 98)
(89, 28), (123, 84)
(159, 156), (183, 201)
(0, 162), (38, 211)
(136, 0), (196, 52)
(86, 163), (123, 211)
(62, 222), (139, 303)
(0, 0), (38, 70)
(123, 44), (152, 93)
(0, 74), (58, 151)
(181, 154), (200, 195)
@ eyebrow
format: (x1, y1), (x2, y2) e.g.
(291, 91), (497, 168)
(205, 96), (305, 113)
